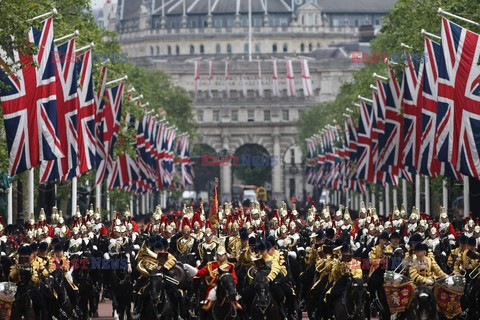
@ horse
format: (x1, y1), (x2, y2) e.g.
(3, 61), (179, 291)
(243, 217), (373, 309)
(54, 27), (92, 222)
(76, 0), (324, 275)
(106, 252), (133, 320)
(405, 285), (438, 320)
(207, 269), (242, 320)
(250, 269), (281, 320)
(331, 276), (368, 320)
(139, 269), (174, 320)
(42, 268), (81, 320)
(10, 266), (36, 320)
(71, 250), (98, 319)
(434, 236), (453, 274)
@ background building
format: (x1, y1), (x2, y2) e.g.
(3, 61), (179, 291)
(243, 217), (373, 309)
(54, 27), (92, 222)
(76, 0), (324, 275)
(97, 0), (399, 203)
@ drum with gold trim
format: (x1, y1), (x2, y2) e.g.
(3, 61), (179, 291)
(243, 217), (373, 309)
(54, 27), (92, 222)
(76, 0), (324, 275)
(0, 282), (16, 320)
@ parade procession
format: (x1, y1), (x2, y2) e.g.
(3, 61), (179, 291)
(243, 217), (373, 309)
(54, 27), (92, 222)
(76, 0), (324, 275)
(4, 0), (480, 319)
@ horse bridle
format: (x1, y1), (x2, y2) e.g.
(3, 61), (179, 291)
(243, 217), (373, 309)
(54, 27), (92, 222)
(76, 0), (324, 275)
(150, 275), (168, 320)
(212, 273), (237, 320)
(341, 278), (363, 319)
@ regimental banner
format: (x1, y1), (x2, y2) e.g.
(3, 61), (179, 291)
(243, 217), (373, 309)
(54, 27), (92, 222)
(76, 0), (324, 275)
(434, 283), (463, 319)
(383, 281), (416, 313)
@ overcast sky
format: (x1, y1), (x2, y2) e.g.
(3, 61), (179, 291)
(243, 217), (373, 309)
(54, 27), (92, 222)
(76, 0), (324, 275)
(91, 0), (106, 9)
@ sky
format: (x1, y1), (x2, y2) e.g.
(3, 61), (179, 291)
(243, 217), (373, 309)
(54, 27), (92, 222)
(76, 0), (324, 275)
(91, 0), (106, 9)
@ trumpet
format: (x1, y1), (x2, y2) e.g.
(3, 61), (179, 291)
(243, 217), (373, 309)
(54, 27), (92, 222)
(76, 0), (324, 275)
(469, 264), (480, 279)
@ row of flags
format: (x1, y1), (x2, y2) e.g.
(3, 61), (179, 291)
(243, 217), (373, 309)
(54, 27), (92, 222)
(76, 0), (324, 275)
(193, 59), (313, 98)
(306, 15), (480, 191)
(0, 15), (194, 193)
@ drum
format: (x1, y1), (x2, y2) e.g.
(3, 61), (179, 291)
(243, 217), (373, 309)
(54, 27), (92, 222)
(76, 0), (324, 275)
(0, 282), (16, 320)
(434, 275), (465, 319)
(383, 271), (416, 313)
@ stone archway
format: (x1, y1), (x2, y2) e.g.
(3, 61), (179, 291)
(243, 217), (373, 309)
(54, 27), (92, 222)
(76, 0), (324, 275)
(191, 143), (220, 195)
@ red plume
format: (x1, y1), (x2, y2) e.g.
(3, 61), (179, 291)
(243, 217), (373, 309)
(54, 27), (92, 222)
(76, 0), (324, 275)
(181, 217), (191, 231)
(205, 219), (213, 230)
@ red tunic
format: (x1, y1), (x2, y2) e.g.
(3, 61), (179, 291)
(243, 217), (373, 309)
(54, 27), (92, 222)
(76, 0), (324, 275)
(195, 261), (238, 299)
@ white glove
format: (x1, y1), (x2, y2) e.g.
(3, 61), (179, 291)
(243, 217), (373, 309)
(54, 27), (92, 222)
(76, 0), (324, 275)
(66, 270), (74, 284)
(92, 245), (98, 251)
(426, 279), (434, 285)
(0, 252), (5, 257)
(441, 251), (447, 257)
(128, 264), (132, 274)
(184, 264), (198, 277)
(448, 234), (455, 240)
(196, 260), (201, 267)
(133, 244), (140, 250)
(103, 252), (110, 260)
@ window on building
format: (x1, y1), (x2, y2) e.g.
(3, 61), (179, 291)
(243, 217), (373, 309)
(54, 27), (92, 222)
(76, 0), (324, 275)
(302, 15), (305, 25)
(315, 14), (319, 25)
(197, 110), (203, 122)
(308, 43), (313, 52)
(213, 110), (220, 122)
(300, 43), (305, 52)
(200, 44), (205, 54)
(247, 110), (255, 122)
(167, 45), (172, 55)
(255, 44), (260, 53)
(272, 43), (277, 53)
(227, 44), (232, 54)
(355, 19), (359, 27)
(375, 19), (380, 25)
(290, 149), (295, 164)
(150, 46), (154, 55)
(216, 43), (221, 54)
(190, 45), (195, 54)
(231, 110), (238, 122)
(156, 46), (160, 55)
(317, 43), (321, 49)
(283, 43), (288, 52)
(264, 110), (271, 122)
(214, 19), (222, 28)
(244, 43), (248, 53)
(282, 110), (289, 121)
(176, 45), (180, 55)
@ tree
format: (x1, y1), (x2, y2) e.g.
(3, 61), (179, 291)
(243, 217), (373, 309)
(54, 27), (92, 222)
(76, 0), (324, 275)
(233, 144), (272, 186)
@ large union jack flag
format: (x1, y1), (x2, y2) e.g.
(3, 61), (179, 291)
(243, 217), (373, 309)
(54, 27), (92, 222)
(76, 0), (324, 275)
(75, 49), (96, 177)
(40, 38), (79, 182)
(0, 17), (63, 176)
(436, 17), (480, 178)
(176, 134), (194, 187)
(356, 100), (374, 182)
(95, 82), (125, 185)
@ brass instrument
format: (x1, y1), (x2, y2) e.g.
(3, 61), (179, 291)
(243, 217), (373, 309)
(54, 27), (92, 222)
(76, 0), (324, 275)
(136, 242), (159, 278)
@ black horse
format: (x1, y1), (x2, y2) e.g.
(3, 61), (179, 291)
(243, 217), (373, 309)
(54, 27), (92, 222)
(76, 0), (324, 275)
(139, 269), (174, 320)
(106, 252), (133, 320)
(331, 277), (368, 320)
(207, 270), (242, 320)
(406, 285), (438, 320)
(434, 236), (453, 274)
(71, 250), (98, 319)
(250, 270), (281, 320)
(42, 268), (81, 320)
(10, 266), (36, 320)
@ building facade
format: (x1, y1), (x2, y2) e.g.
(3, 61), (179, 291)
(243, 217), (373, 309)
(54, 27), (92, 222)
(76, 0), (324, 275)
(101, 0), (398, 202)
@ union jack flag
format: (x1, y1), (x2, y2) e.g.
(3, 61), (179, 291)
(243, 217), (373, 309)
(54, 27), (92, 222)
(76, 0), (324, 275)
(356, 100), (374, 182)
(161, 126), (177, 188)
(75, 50), (96, 177)
(0, 17), (63, 176)
(107, 153), (140, 191)
(401, 52), (423, 174)
(95, 82), (125, 185)
(176, 134), (194, 187)
(420, 36), (461, 179)
(436, 17), (480, 178)
(40, 38), (79, 182)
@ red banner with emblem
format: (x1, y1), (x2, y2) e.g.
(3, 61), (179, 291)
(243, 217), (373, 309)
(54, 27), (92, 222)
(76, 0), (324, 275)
(434, 283), (463, 319)
(384, 281), (416, 313)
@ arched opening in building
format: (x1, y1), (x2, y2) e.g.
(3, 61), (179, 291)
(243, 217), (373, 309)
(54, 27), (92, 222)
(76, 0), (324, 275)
(216, 43), (221, 54)
(227, 43), (232, 54)
(190, 45), (195, 54)
(232, 144), (272, 204)
(272, 43), (277, 53)
(191, 144), (220, 197)
(176, 45), (180, 55)
(200, 44), (205, 54)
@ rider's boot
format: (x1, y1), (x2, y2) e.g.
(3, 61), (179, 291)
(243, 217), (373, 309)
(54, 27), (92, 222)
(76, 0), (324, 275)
(202, 299), (213, 311)
(279, 302), (288, 320)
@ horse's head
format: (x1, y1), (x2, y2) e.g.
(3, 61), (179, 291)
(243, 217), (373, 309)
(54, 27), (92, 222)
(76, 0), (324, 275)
(217, 268), (237, 303)
(149, 269), (167, 304)
(347, 277), (367, 319)
(253, 270), (270, 309)
(413, 285), (436, 320)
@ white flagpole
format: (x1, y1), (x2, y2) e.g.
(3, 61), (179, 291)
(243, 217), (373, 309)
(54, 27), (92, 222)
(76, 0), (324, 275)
(272, 60), (279, 96)
(96, 183), (101, 214)
(225, 61), (230, 98)
(28, 168), (34, 216)
(242, 73), (247, 97)
(7, 186), (13, 224)
(385, 184), (390, 217)
(72, 177), (78, 218)
(130, 195), (134, 216)
(415, 174), (421, 210)
(402, 178), (408, 211)
(142, 194), (146, 215)
(424, 176), (430, 216)
(393, 187), (398, 207)
(442, 179), (448, 210)
(106, 190), (111, 220)
(248, 0), (252, 62)
(463, 175), (470, 218)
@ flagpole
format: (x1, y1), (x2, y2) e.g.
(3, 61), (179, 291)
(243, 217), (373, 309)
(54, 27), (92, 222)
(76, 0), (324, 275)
(415, 174), (421, 210)
(72, 177), (78, 218)
(385, 184), (390, 217)
(7, 186), (13, 224)
(463, 175), (470, 218)
(96, 183), (101, 215)
(402, 179), (408, 211)
(248, 0), (252, 62)
(437, 8), (480, 27)
(442, 179), (448, 210)
(106, 190), (111, 220)
(424, 176), (430, 216)
(28, 168), (34, 216)
(130, 195), (134, 216)
(392, 187), (397, 207)
(141, 194), (146, 215)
